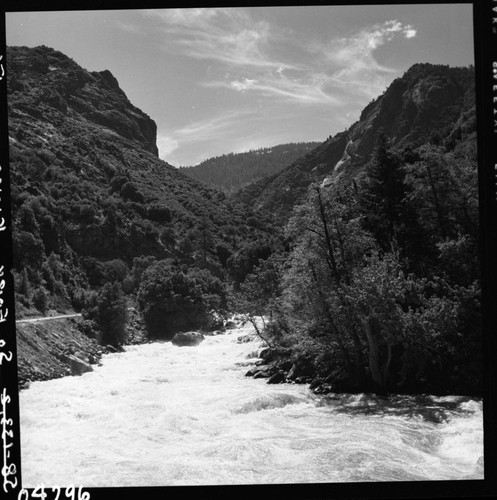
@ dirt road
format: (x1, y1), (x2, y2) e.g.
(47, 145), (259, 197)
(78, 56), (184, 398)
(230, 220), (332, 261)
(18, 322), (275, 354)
(17, 313), (82, 324)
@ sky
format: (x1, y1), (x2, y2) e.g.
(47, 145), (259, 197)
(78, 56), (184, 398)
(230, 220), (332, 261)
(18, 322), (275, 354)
(5, 4), (475, 167)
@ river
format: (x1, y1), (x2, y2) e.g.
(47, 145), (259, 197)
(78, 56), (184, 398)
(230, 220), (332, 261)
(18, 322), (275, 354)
(19, 322), (484, 487)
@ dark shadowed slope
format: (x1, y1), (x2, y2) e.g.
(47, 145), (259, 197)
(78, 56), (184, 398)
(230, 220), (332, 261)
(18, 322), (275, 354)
(7, 45), (275, 317)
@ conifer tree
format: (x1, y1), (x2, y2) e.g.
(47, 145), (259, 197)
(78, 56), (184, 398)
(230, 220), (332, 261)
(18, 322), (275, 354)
(20, 268), (30, 297)
(360, 133), (406, 252)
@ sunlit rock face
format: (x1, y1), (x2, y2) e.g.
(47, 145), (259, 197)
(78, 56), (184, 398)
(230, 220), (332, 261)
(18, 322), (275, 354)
(240, 63), (475, 221)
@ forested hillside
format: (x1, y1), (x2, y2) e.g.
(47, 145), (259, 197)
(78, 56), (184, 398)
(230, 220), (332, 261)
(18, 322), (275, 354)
(236, 64), (481, 396)
(180, 142), (320, 192)
(7, 45), (280, 341)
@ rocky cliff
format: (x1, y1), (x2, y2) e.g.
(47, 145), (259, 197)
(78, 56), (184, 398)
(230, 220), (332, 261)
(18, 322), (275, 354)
(8, 45), (158, 155)
(239, 63), (476, 221)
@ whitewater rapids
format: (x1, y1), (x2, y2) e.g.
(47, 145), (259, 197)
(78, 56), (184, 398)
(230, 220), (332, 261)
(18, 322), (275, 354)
(19, 323), (484, 487)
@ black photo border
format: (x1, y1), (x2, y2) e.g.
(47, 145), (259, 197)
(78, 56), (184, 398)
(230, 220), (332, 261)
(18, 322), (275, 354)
(0, 1), (496, 499)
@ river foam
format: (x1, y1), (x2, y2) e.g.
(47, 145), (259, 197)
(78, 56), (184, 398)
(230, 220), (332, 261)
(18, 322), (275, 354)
(19, 323), (484, 487)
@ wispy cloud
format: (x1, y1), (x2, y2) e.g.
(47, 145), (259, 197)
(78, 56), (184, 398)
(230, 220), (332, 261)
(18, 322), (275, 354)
(142, 8), (297, 70)
(204, 73), (341, 105)
(138, 10), (418, 164)
(404, 28), (417, 39)
(313, 20), (418, 99)
(157, 110), (258, 163)
(230, 78), (258, 92)
(174, 110), (256, 141)
(156, 134), (179, 157)
(139, 9), (416, 106)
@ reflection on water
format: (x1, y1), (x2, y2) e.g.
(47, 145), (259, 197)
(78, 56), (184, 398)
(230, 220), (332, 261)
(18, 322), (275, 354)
(19, 323), (484, 487)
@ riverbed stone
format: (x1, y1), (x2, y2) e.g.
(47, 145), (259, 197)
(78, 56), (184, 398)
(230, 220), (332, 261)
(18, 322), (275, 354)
(237, 334), (255, 343)
(258, 347), (270, 358)
(278, 360), (293, 372)
(267, 371), (286, 384)
(171, 332), (205, 347)
(67, 354), (93, 376)
(74, 351), (89, 363)
(245, 364), (272, 377)
(255, 363), (272, 372)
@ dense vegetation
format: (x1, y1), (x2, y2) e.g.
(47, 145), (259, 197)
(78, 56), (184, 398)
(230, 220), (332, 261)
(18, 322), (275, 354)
(181, 142), (320, 193)
(137, 260), (227, 339)
(7, 45), (279, 342)
(237, 129), (481, 395)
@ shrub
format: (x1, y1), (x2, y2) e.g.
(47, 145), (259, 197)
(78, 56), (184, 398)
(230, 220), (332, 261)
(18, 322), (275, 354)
(83, 282), (129, 346)
(13, 231), (45, 269)
(216, 244), (232, 268)
(227, 241), (272, 287)
(120, 182), (144, 203)
(110, 175), (128, 193)
(81, 258), (128, 287)
(78, 318), (101, 342)
(147, 204), (171, 223)
(32, 286), (49, 314)
(137, 261), (226, 339)
(160, 227), (176, 247)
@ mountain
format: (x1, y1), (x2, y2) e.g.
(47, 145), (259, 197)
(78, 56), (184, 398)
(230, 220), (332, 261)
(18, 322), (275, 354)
(238, 63), (476, 221)
(180, 142), (321, 193)
(7, 45), (276, 318)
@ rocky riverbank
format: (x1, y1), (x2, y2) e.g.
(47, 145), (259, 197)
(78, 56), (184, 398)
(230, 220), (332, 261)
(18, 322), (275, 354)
(16, 317), (107, 389)
(15, 309), (150, 390)
(15, 311), (337, 394)
(15, 312), (247, 390)
(243, 341), (483, 397)
(241, 338), (360, 395)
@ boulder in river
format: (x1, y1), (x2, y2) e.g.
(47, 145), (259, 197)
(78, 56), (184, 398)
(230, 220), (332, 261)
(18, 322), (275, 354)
(257, 347), (272, 360)
(67, 354), (93, 376)
(278, 360), (293, 372)
(267, 371), (286, 384)
(247, 364), (272, 376)
(237, 334), (255, 343)
(171, 332), (205, 347)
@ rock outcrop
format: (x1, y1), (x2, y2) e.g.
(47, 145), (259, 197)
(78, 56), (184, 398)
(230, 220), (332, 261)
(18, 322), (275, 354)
(8, 45), (158, 155)
(65, 354), (93, 376)
(238, 63), (475, 221)
(16, 318), (104, 388)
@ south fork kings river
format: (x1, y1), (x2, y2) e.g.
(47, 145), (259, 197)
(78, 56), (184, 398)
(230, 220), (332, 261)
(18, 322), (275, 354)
(19, 322), (484, 487)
